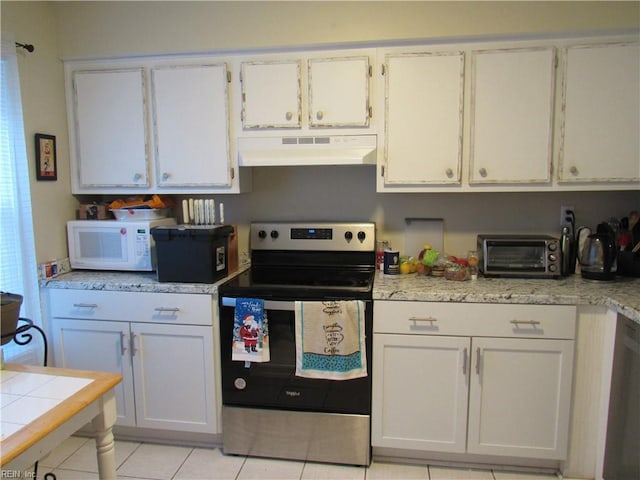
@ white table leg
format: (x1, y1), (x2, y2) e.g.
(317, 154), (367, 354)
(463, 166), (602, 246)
(91, 389), (118, 480)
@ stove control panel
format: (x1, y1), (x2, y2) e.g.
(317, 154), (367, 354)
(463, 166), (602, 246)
(251, 222), (375, 251)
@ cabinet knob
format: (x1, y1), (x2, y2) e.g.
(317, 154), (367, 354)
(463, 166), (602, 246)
(446, 168), (454, 178)
(479, 168), (488, 178)
(285, 111), (293, 121)
(133, 173), (142, 181)
(569, 166), (579, 176)
(316, 111), (324, 121)
(162, 172), (170, 181)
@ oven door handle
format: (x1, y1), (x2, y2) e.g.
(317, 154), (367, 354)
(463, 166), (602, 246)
(221, 297), (295, 311)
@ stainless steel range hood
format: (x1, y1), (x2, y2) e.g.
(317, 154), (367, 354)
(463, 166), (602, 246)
(238, 135), (377, 166)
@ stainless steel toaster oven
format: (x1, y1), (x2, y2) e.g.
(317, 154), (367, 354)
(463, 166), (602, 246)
(477, 234), (561, 278)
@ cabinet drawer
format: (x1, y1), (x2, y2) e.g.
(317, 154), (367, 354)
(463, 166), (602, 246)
(374, 301), (576, 339)
(48, 289), (213, 326)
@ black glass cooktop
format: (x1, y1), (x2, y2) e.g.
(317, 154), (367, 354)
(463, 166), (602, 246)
(218, 266), (375, 300)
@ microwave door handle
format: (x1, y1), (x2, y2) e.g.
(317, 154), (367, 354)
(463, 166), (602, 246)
(221, 297), (295, 311)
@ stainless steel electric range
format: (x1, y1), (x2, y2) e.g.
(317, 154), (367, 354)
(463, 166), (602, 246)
(218, 221), (376, 466)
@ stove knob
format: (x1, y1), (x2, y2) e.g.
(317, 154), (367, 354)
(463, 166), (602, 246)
(258, 230), (267, 239)
(357, 231), (366, 241)
(234, 378), (247, 390)
(270, 230), (279, 239)
(345, 231), (353, 241)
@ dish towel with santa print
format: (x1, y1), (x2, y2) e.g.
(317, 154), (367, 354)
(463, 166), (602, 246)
(232, 298), (270, 363)
(294, 300), (367, 380)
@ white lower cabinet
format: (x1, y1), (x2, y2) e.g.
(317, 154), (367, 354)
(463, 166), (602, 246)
(373, 334), (469, 453)
(48, 289), (218, 434)
(372, 301), (576, 463)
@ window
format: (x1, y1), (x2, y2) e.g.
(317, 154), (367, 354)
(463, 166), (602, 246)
(1, 34), (43, 364)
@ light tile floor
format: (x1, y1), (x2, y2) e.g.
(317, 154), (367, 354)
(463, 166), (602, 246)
(38, 436), (572, 480)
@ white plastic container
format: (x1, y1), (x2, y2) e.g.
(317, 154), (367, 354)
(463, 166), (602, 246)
(110, 208), (171, 221)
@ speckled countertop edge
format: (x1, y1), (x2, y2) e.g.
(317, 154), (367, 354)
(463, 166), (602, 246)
(41, 269), (640, 324)
(39, 267), (249, 296)
(372, 273), (640, 324)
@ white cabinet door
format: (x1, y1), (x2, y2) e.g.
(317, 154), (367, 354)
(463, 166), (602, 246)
(131, 322), (217, 434)
(372, 333), (470, 453)
(51, 318), (136, 426)
(151, 64), (232, 188)
(469, 48), (555, 184)
(308, 56), (370, 128)
(558, 42), (640, 183)
(382, 52), (465, 185)
(72, 69), (149, 189)
(241, 60), (302, 129)
(467, 337), (574, 460)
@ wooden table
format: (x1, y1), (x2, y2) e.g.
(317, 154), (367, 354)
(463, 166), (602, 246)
(1, 364), (121, 479)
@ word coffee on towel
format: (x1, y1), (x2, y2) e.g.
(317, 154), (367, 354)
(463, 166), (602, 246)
(295, 300), (367, 380)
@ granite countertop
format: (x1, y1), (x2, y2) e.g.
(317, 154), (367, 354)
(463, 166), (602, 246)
(41, 270), (640, 324)
(373, 273), (640, 324)
(39, 270), (239, 295)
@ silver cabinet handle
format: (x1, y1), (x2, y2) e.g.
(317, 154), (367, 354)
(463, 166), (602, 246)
(154, 307), (180, 313)
(73, 303), (98, 308)
(479, 167), (488, 178)
(131, 333), (138, 356)
(316, 111), (324, 120)
(569, 165), (579, 176)
(285, 111), (293, 121)
(120, 332), (128, 356)
(408, 317), (438, 323)
(446, 168), (454, 178)
(476, 347), (481, 375)
(463, 348), (468, 375)
(510, 320), (541, 327)
(133, 173), (142, 181)
(162, 172), (170, 181)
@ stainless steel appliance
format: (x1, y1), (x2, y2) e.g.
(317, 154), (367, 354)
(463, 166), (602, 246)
(604, 315), (640, 479)
(67, 218), (176, 271)
(477, 234), (561, 278)
(577, 223), (618, 281)
(218, 221), (375, 466)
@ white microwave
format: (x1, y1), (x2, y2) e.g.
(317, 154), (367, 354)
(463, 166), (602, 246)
(67, 218), (176, 271)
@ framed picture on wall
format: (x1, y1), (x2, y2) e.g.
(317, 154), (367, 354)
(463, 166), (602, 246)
(35, 133), (57, 181)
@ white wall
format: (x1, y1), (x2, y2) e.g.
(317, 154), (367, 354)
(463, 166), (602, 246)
(2, 1), (74, 264)
(2, 1), (639, 261)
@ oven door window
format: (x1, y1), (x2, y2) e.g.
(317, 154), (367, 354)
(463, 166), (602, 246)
(486, 242), (545, 272)
(219, 302), (371, 415)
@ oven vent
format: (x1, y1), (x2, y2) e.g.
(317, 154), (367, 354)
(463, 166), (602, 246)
(238, 135), (377, 166)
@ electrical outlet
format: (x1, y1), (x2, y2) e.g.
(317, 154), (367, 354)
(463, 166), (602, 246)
(560, 206), (574, 227)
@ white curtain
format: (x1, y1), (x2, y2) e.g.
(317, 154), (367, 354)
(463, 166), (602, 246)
(1, 33), (43, 364)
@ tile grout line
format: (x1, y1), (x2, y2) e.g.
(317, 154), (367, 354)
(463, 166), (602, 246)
(234, 452), (249, 480)
(170, 445), (196, 480)
(116, 439), (145, 472)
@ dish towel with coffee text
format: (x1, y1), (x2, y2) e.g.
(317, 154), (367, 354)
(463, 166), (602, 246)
(232, 298), (270, 363)
(294, 300), (367, 380)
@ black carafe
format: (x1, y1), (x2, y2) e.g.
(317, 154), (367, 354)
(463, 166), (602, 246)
(578, 223), (617, 281)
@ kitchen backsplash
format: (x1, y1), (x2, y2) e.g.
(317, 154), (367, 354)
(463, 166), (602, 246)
(39, 257), (71, 280)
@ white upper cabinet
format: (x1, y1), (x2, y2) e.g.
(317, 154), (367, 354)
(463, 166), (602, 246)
(241, 60), (302, 129)
(72, 68), (150, 189)
(65, 57), (249, 194)
(239, 50), (374, 132)
(151, 64), (232, 188)
(469, 47), (556, 184)
(376, 34), (638, 192)
(308, 56), (371, 128)
(380, 51), (465, 186)
(558, 42), (640, 183)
